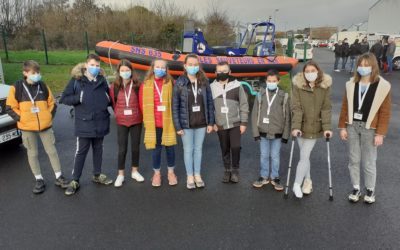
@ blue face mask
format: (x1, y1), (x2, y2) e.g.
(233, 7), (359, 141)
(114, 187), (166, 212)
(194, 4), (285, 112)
(266, 82), (278, 91)
(120, 71), (132, 80)
(357, 66), (372, 76)
(186, 66), (200, 76)
(28, 73), (42, 83)
(87, 66), (100, 77)
(154, 68), (166, 78)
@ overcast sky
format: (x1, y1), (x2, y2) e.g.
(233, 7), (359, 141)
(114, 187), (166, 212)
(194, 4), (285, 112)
(96, 0), (378, 30)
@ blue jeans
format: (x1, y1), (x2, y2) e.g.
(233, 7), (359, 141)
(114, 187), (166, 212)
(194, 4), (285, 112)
(349, 56), (357, 72)
(181, 128), (206, 176)
(334, 56), (340, 70)
(387, 56), (394, 72)
(259, 137), (281, 179)
(152, 128), (175, 170)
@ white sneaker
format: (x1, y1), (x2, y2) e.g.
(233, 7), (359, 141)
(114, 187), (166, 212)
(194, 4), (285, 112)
(363, 189), (375, 204)
(131, 171), (144, 182)
(334, 69), (340, 72)
(348, 189), (361, 202)
(293, 183), (303, 198)
(114, 175), (125, 187)
(302, 178), (313, 194)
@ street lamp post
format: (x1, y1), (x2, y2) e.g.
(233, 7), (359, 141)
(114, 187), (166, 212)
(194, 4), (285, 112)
(274, 9), (279, 24)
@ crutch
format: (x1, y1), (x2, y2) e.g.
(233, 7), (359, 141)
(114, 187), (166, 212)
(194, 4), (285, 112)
(326, 134), (333, 201)
(284, 133), (299, 198)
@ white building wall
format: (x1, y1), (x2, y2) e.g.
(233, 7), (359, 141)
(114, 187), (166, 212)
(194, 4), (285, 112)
(368, 0), (400, 34)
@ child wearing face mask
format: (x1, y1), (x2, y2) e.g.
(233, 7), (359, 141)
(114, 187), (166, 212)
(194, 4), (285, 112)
(6, 60), (68, 194)
(172, 54), (215, 189)
(291, 60), (332, 199)
(210, 61), (249, 183)
(339, 53), (391, 204)
(60, 54), (113, 195)
(109, 59), (143, 187)
(251, 70), (290, 191)
(139, 59), (177, 187)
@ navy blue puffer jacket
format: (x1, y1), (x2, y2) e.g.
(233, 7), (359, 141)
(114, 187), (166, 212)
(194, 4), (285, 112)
(172, 75), (215, 131)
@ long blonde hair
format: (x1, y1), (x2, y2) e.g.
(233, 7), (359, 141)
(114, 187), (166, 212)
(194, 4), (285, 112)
(144, 59), (174, 84)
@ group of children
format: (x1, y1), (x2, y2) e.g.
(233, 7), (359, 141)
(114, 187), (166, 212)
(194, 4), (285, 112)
(6, 52), (391, 204)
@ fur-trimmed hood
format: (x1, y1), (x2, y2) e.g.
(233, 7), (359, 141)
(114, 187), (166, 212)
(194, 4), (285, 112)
(71, 63), (106, 79)
(292, 73), (332, 89)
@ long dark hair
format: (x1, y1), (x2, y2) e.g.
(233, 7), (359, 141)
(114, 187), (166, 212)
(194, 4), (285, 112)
(114, 59), (140, 91)
(184, 54), (208, 85)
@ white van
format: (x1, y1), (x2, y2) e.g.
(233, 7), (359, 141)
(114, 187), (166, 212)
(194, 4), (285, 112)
(0, 59), (21, 146)
(293, 43), (313, 61)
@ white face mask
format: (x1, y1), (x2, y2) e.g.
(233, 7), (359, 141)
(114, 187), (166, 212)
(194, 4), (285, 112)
(304, 72), (318, 82)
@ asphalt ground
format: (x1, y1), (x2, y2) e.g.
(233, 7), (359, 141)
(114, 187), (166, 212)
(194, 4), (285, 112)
(0, 48), (399, 249)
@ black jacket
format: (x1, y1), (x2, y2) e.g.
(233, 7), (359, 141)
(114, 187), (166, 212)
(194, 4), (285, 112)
(349, 43), (361, 57)
(334, 44), (343, 57)
(342, 43), (350, 57)
(370, 42), (383, 59)
(172, 75), (215, 131)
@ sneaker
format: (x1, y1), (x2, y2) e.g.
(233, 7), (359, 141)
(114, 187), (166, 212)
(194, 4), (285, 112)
(65, 180), (80, 196)
(222, 171), (231, 183)
(152, 172), (161, 187)
(253, 177), (269, 188)
(33, 179), (46, 194)
(348, 189), (361, 203)
(55, 175), (69, 189)
(271, 178), (284, 191)
(131, 171), (144, 182)
(168, 172), (178, 186)
(187, 176), (196, 190)
(92, 174), (113, 185)
(302, 178), (313, 194)
(194, 175), (205, 188)
(230, 171), (239, 183)
(293, 183), (303, 198)
(364, 189), (375, 204)
(334, 69), (340, 72)
(114, 175), (125, 187)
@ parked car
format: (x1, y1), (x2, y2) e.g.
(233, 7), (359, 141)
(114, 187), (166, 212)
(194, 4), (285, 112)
(393, 46), (400, 71)
(293, 43), (313, 61)
(0, 84), (22, 146)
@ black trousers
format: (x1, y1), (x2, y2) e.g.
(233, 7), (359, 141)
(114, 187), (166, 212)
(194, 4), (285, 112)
(117, 123), (142, 170)
(217, 126), (241, 171)
(72, 137), (104, 181)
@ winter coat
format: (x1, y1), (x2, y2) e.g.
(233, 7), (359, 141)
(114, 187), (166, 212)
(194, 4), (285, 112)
(172, 75), (215, 131)
(251, 87), (290, 140)
(338, 76), (391, 136)
(370, 42), (383, 59)
(291, 73), (332, 139)
(109, 82), (142, 127)
(59, 63), (111, 138)
(210, 79), (249, 130)
(6, 80), (56, 132)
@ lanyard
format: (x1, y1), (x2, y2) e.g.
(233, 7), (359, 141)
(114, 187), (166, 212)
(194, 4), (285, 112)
(123, 81), (133, 108)
(154, 81), (163, 103)
(191, 80), (198, 104)
(358, 83), (370, 111)
(22, 83), (40, 105)
(266, 88), (278, 116)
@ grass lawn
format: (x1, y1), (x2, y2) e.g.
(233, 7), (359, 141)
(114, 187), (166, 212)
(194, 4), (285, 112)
(1, 50), (115, 94)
